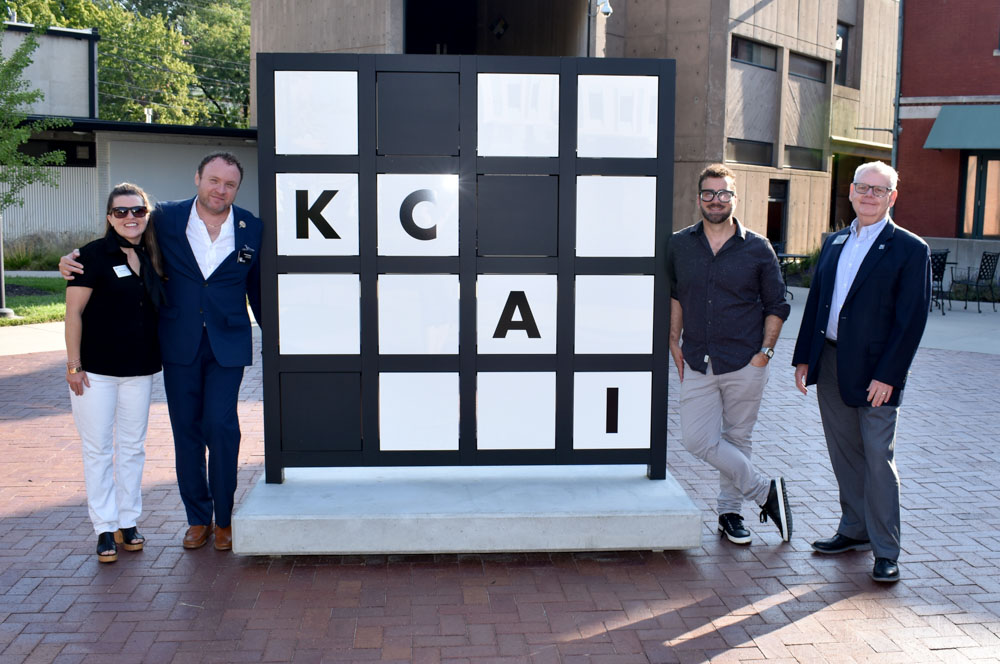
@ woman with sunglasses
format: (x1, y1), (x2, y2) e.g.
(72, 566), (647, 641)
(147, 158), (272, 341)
(65, 183), (165, 564)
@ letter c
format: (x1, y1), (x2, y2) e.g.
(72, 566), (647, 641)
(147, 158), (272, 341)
(400, 189), (437, 241)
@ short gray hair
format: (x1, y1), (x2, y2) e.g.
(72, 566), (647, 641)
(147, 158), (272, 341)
(854, 161), (898, 190)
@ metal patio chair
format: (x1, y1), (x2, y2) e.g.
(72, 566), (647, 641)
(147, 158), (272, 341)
(951, 251), (998, 313)
(929, 249), (951, 315)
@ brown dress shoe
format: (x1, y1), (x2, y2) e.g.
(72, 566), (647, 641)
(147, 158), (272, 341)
(182, 524), (212, 549)
(214, 525), (232, 551)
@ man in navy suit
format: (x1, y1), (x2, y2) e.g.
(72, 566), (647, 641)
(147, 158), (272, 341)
(62, 152), (262, 552)
(792, 161), (929, 583)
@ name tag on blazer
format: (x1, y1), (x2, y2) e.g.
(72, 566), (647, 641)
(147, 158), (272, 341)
(833, 235), (847, 245)
(237, 245), (255, 264)
(113, 264), (132, 278)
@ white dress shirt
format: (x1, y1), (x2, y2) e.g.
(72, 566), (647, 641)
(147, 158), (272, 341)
(826, 216), (888, 341)
(186, 201), (235, 279)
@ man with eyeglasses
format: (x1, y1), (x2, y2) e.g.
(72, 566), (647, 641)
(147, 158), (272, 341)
(60, 152), (263, 553)
(667, 163), (792, 547)
(792, 161), (930, 583)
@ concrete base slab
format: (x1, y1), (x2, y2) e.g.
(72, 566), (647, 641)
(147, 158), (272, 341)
(233, 465), (702, 555)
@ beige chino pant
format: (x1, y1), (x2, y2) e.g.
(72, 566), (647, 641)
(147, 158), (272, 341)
(678, 359), (772, 515)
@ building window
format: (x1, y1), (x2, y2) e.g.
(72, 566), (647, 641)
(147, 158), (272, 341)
(789, 53), (827, 83)
(962, 153), (1000, 237)
(18, 139), (96, 167)
(783, 146), (824, 171)
(731, 36), (777, 70)
(835, 23), (850, 86)
(726, 138), (773, 166)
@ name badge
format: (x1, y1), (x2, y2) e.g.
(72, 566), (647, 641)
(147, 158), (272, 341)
(832, 235), (847, 245)
(113, 264), (132, 278)
(237, 245), (255, 264)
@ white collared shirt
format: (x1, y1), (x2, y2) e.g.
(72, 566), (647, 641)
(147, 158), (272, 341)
(186, 201), (235, 279)
(826, 216), (889, 341)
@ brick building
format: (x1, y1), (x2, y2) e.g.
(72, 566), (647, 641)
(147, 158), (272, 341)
(894, 0), (1000, 258)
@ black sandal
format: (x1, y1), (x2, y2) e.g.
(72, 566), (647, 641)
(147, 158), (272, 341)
(97, 531), (117, 563)
(117, 526), (145, 552)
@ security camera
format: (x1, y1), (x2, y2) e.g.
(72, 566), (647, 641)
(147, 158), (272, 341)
(598, 0), (613, 16)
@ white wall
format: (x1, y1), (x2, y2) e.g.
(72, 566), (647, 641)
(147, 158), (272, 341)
(1, 24), (94, 118)
(98, 134), (259, 220)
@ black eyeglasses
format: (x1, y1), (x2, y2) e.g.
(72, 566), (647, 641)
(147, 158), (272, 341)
(852, 182), (892, 198)
(699, 189), (735, 203)
(110, 206), (149, 219)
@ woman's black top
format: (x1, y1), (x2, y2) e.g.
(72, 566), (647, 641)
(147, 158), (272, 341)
(69, 233), (161, 377)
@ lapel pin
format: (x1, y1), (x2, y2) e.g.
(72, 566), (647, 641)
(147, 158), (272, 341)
(238, 220), (246, 229)
(878, 244), (885, 250)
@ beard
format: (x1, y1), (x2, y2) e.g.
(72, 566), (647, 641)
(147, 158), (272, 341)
(701, 203), (731, 225)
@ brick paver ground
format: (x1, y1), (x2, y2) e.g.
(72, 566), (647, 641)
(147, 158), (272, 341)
(2, 341), (999, 663)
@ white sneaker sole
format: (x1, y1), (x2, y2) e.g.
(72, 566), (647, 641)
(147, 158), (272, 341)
(717, 524), (751, 545)
(773, 478), (791, 542)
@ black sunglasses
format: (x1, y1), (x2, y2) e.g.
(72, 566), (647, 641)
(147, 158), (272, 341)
(110, 206), (149, 219)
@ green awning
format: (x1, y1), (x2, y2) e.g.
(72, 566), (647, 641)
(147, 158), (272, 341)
(924, 105), (1000, 149)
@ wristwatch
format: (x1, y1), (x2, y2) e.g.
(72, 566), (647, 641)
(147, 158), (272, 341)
(67, 366), (83, 374)
(759, 347), (774, 359)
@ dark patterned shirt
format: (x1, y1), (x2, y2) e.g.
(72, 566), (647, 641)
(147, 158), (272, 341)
(667, 219), (790, 375)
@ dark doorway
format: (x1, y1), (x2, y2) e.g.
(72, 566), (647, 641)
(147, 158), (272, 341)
(405, 0), (477, 54)
(767, 179), (788, 246)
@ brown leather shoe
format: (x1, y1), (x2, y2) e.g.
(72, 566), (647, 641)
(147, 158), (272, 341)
(214, 525), (232, 551)
(182, 524), (212, 549)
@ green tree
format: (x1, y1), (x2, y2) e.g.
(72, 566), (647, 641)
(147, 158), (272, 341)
(180, 0), (250, 127)
(3, 0), (211, 125)
(92, 3), (210, 125)
(0, 24), (68, 315)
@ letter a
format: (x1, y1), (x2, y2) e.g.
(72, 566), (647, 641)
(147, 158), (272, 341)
(493, 291), (541, 338)
(296, 189), (340, 239)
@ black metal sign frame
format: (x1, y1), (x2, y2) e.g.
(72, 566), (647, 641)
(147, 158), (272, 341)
(257, 54), (675, 483)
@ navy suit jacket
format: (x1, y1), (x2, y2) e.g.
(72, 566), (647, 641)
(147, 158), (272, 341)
(791, 219), (930, 407)
(153, 197), (263, 368)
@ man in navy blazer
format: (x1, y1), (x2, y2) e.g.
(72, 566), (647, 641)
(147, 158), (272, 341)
(62, 152), (262, 552)
(792, 161), (930, 583)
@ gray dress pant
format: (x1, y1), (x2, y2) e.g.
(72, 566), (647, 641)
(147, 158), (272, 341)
(816, 342), (901, 560)
(679, 360), (771, 514)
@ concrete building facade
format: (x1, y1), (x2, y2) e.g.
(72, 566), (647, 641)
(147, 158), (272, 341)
(250, 0), (898, 254)
(894, 0), (1000, 266)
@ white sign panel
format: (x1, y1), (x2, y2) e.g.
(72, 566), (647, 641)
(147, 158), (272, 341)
(274, 70), (358, 155)
(576, 176), (656, 257)
(379, 373), (459, 451)
(377, 174), (459, 256)
(476, 372), (556, 450)
(478, 73), (560, 157)
(577, 75), (658, 158)
(575, 275), (654, 354)
(477, 275), (558, 354)
(278, 274), (360, 355)
(573, 372), (651, 449)
(378, 274), (460, 355)
(276, 173), (359, 256)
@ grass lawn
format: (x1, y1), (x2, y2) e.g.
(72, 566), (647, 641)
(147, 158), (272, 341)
(1, 276), (67, 326)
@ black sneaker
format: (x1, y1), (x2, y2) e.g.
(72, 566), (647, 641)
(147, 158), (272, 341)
(758, 478), (792, 542)
(718, 513), (751, 545)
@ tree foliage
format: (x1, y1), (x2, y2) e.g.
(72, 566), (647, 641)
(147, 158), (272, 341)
(2, 0), (250, 127)
(0, 25), (68, 213)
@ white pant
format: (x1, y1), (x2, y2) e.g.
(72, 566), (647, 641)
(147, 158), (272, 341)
(69, 372), (153, 535)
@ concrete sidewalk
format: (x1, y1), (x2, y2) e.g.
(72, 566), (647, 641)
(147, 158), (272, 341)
(3, 285), (997, 357)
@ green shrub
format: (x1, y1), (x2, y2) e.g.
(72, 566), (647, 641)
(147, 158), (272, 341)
(3, 231), (98, 271)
